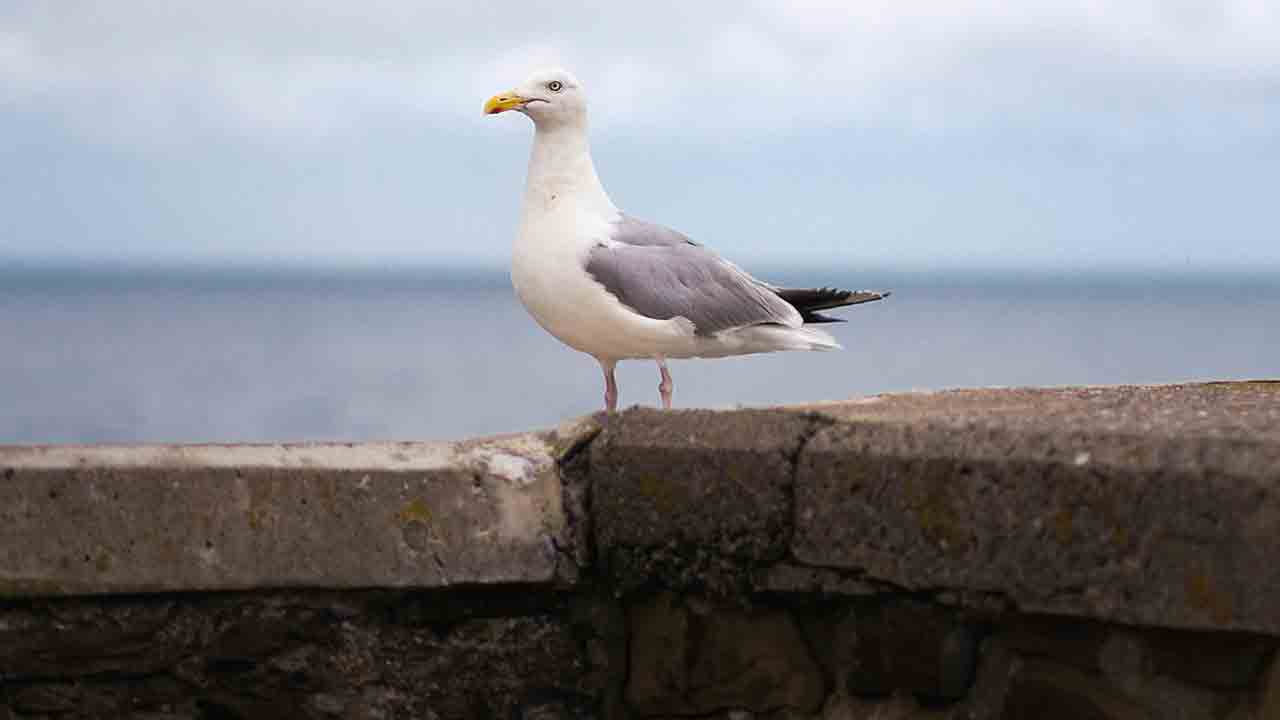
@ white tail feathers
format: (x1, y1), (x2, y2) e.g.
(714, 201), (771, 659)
(695, 324), (843, 358)
(785, 326), (843, 351)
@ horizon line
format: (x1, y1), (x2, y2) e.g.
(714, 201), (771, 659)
(5, 252), (1280, 272)
(3, 255), (1279, 284)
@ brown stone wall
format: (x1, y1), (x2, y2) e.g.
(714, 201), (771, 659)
(2, 383), (1278, 718)
(2, 589), (1276, 719)
(0, 589), (618, 719)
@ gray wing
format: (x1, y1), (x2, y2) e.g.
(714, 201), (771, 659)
(584, 215), (801, 336)
(607, 213), (700, 247)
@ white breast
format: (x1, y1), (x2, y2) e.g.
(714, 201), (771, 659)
(512, 206), (697, 362)
(509, 121), (704, 362)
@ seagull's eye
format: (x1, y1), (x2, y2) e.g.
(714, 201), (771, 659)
(548, 80), (563, 92)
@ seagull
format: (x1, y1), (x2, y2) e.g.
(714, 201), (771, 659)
(484, 68), (888, 413)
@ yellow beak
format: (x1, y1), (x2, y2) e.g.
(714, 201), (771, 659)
(484, 91), (527, 115)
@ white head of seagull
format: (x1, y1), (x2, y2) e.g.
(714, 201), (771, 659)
(485, 68), (612, 217)
(484, 68), (587, 131)
(484, 68), (889, 414)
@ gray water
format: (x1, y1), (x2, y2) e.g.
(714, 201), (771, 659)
(1, 264), (1276, 444)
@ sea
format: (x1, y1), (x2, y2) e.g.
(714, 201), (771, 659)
(2, 264), (1276, 445)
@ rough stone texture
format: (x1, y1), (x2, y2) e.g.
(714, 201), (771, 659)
(1000, 615), (1274, 689)
(0, 591), (1275, 719)
(962, 638), (1186, 720)
(999, 659), (1155, 720)
(795, 383), (1280, 634)
(837, 601), (981, 701)
(963, 639), (1024, 720)
(591, 408), (817, 592)
(626, 592), (825, 716)
(958, 618), (1269, 720)
(1097, 630), (1240, 720)
(0, 589), (614, 720)
(0, 422), (598, 595)
(1, 382), (1279, 718)
(804, 382), (1280, 445)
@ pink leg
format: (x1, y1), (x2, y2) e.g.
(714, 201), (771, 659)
(656, 357), (673, 409)
(600, 360), (618, 413)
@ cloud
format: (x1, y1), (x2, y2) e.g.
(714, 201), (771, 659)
(2, 1), (1277, 270)
(3, 0), (1278, 143)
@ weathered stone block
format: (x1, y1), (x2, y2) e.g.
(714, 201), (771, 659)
(1096, 630), (1236, 720)
(1004, 659), (1153, 720)
(0, 431), (586, 595)
(0, 383), (1276, 716)
(0, 590), (614, 719)
(755, 563), (883, 596)
(838, 601), (980, 701)
(794, 384), (1280, 633)
(965, 640), (1152, 720)
(965, 631), (1257, 720)
(1001, 614), (1274, 692)
(592, 408), (815, 589)
(626, 592), (825, 716)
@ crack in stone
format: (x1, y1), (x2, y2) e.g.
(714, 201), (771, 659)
(553, 418), (602, 585)
(431, 551), (450, 586)
(782, 413), (836, 566)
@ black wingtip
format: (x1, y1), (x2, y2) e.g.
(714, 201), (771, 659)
(836, 290), (891, 306)
(775, 286), (891, 318)
(800, 311), (847, 324)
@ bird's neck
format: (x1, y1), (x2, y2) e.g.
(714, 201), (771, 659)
(523, 123), (614, 217)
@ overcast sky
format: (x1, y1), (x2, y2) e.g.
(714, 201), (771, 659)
(2, 1), (1278, 270)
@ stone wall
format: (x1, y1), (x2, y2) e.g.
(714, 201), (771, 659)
(1, 383), (1278, 719)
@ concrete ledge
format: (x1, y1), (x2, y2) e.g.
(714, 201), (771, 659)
(2, 382), (1279, 718)
(2, 383), (1277, 628)
(795, 383), (1280, 634)
(0, 421), (598, 595)
(590, 408), (818, 592)
(583, 382), (1280, 634)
